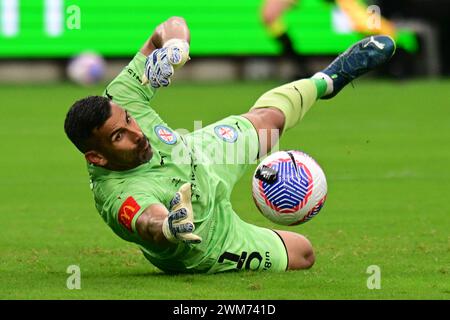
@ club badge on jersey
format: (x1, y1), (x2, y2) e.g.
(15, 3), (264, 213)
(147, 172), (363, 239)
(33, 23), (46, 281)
(214, 125), (238, 143)
(154, 125), (178, 145)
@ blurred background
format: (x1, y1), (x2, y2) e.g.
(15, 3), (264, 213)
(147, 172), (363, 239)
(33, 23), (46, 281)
(0, 0), (447, 84)
(1, 1), (449, 299)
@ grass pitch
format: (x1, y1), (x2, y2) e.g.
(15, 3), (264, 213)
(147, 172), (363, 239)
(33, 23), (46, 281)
(0, 80), (449, 299)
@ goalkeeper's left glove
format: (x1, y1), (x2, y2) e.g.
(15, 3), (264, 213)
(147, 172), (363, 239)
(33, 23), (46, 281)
(142, 39), (190, 88)
(161, 183), (202, 244)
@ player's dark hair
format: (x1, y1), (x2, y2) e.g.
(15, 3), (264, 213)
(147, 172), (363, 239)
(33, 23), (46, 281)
(64, 96), (112, 153)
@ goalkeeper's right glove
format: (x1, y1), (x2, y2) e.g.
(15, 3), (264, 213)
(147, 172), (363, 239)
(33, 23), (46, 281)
(162, 183), (202, 244)
(142, 39), (190, 88)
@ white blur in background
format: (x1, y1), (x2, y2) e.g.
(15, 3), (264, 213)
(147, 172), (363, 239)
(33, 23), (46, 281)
(66, 52), (106, 86)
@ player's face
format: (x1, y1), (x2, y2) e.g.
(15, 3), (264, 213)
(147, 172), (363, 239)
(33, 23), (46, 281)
(90, 102), (153, 170)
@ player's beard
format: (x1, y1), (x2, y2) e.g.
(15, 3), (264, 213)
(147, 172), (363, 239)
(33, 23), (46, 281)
(137, 135), (153, 165)
(102, 134), (153, 171)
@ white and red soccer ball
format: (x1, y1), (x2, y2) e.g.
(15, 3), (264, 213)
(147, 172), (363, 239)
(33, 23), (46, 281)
(67, 52), (106, 86)
(252, 150), (327, 226)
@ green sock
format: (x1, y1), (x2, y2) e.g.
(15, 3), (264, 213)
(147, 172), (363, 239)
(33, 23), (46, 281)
(250, 79), (319, 133)
(312, 78), (327, 99)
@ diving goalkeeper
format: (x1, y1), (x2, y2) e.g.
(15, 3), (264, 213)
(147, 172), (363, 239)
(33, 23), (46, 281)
(64, 17), (395, 273)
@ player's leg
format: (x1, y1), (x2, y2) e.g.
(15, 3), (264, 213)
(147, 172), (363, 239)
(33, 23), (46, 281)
(274, 230), (315, 269)
(242, 78), (325, 157)
(101, 51), (158, 119)
(208, 207), (308, 273)
(261, 0), (297, 56)
(262, 0), (294, 27)
(207, 207), (316, 273)
(242, 35), (396, 157)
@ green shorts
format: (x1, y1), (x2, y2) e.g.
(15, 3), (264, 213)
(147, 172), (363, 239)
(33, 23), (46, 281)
(206, 200), (289, 273)
(184, 115), (289, 273)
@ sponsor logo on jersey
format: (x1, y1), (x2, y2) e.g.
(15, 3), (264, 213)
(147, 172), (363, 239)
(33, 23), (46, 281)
(214, 125), (238, 143)
(118, 196), (141, 232)
(154, 125), (177, 145)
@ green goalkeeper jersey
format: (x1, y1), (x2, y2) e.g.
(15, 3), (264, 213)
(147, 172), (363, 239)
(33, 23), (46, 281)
(89, 52), (266, 273)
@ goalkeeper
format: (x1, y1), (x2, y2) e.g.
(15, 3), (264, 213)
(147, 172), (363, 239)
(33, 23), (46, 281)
(64, 17), (395, 273)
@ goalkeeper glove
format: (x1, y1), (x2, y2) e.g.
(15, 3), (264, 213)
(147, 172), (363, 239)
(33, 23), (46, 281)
(162, 183), (202, 244)
(142, 39), (190, 88)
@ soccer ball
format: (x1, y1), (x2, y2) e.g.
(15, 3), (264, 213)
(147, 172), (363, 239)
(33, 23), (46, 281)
(252, 150), (327, 226)
(67, 52), (106, 86)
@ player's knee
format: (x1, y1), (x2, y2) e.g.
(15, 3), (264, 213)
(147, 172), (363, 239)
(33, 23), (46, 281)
(261, 0), (284, 25)
(261, 11), (274, 26)
(299, 245), (315, 270)
(243, 107), (285, 132)
(277, 230), (315, 270)
(288, 238), (314, 270)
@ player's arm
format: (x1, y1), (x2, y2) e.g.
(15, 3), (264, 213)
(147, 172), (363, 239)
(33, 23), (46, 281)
(135, 183), (202, 246)
(135, 204), (172, 246)
(103, 17), (190, 118)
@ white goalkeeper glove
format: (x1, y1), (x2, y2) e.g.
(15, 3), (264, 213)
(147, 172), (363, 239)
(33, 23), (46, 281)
(142, 39), (190, 88)
(162, 183), (202, 244)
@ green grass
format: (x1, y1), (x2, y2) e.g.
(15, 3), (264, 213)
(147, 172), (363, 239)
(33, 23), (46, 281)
(0, 80), (449, 299)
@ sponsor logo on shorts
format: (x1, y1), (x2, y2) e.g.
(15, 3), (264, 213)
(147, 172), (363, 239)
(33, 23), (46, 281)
(214, 125), (238, 143)
(118, 196), (141, 232)
(155, 125), (177, 145)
